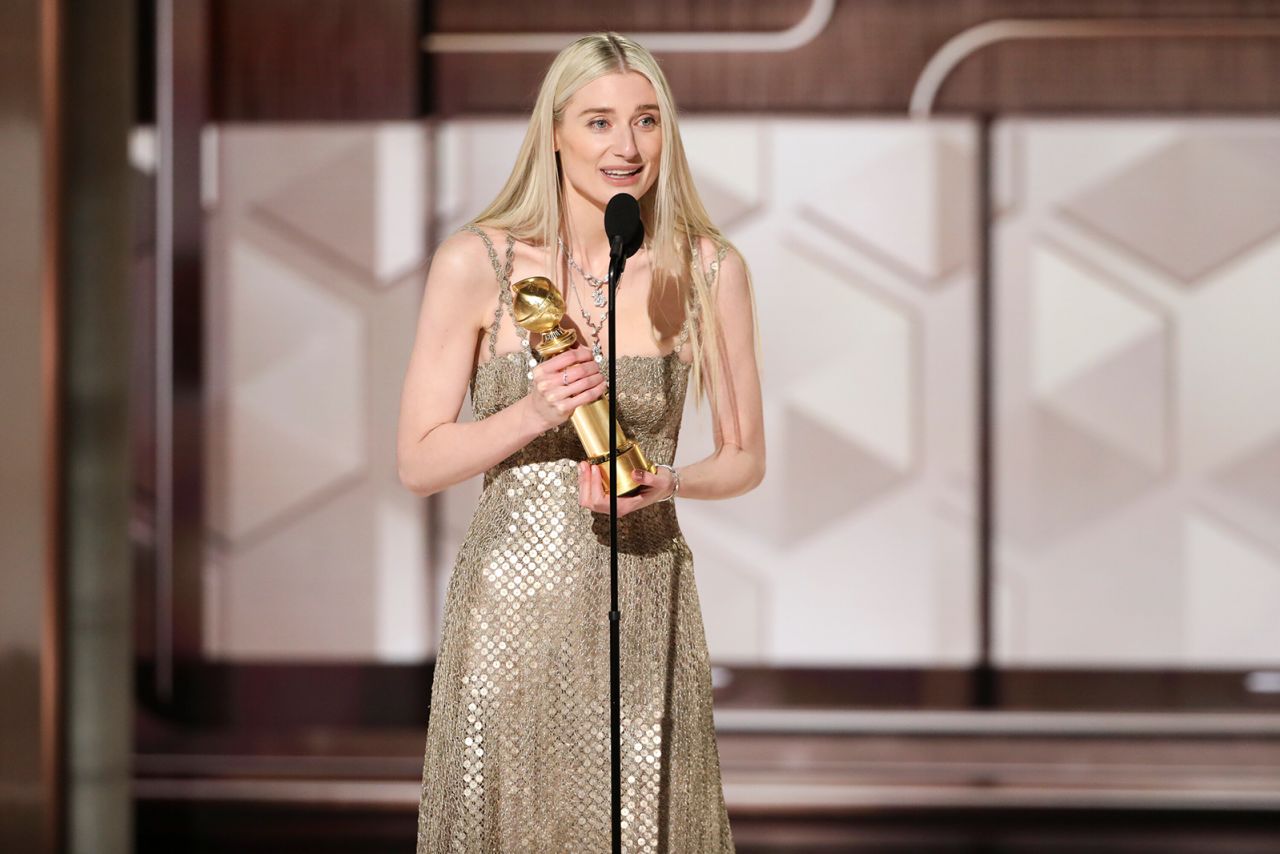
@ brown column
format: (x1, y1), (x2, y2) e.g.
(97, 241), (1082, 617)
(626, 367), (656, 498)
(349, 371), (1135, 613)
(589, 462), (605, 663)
(0, 1), (64, 850)
(59, 0), (135, 851)
(0, 0), (134, 851)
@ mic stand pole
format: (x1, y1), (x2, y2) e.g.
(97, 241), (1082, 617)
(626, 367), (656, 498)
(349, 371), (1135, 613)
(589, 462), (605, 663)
(607, 239), (623, 854)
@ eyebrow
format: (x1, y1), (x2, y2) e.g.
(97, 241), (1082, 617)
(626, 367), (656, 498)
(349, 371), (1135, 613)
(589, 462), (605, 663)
(577, 104), (660, 117)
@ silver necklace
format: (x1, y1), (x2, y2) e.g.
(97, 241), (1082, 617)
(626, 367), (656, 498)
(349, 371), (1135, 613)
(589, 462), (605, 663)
(567, 263), (610, 373)
(558, 236), (609, 307)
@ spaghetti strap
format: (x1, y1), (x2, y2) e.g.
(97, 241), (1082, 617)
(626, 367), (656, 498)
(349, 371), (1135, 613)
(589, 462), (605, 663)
(676, 239), (729, 357)
(460, 224), (530, 363)
(674, 306), (694, 356)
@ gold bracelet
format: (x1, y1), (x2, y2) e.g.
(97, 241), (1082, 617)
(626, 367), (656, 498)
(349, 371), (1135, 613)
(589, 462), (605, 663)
(654, 463), (680, 502)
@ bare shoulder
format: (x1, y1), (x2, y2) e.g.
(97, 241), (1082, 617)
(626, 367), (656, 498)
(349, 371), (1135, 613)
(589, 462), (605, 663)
(430, 226), (500, 284)
(694, 233), (745, 289)
(417, 227), (506, 338)
(693, 234), (721, 266)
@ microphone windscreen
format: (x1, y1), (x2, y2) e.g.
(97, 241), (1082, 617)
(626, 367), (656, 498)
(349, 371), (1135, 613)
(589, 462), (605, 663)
(604, 193), (643, 258)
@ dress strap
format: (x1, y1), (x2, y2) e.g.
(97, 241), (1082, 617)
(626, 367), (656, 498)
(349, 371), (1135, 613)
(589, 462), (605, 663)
(460, 224), (528, 360)
(676, 239), (729, 356)
(674, 305), (694, 356)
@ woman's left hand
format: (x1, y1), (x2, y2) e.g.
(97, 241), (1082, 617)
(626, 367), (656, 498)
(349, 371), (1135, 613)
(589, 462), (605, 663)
(577, 460), (674, 517)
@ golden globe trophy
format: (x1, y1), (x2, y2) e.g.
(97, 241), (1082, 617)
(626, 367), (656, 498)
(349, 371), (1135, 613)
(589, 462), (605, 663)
(510, 275), (655, 496)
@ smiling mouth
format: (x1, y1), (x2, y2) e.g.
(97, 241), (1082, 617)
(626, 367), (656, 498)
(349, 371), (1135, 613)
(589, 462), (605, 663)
(601, 167), (642, 177)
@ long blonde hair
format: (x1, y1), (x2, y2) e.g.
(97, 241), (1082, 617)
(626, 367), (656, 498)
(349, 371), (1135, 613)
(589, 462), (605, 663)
(469, 31), (759, 416)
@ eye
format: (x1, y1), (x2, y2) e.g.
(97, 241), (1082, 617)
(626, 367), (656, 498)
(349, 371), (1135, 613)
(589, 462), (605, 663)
(637, 115), (658, 128)
(589, 118), (609, 130)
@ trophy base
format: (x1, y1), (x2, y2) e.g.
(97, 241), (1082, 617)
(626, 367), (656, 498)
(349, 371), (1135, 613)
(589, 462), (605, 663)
(588, 441), (655, 497)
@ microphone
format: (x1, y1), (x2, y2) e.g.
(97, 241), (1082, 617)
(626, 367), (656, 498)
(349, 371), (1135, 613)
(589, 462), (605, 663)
(605, 193), (644, 283)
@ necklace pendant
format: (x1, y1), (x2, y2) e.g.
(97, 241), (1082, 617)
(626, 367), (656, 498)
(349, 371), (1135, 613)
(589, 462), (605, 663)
(592, 288), (607, 308)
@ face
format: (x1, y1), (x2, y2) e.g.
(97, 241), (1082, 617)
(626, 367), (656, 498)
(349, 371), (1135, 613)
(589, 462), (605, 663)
(554, 70), (663, 207)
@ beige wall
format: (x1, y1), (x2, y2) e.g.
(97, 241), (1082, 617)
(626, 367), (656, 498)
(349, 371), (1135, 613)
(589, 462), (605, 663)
(994, 119), (1280, 666)
(186, 124), (435, 660)
(189, 117), (1280, 671)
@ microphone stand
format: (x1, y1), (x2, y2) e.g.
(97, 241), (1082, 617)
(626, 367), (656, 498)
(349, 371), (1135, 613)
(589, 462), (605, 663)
(606, 234), (624, 854)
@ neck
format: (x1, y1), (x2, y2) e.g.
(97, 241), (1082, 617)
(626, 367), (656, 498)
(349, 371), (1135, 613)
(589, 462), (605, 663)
(559, 181), (614, 273)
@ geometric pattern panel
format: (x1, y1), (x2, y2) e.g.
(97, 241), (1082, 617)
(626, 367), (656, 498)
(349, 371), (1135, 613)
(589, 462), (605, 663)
(1183, 236), (1280, 476)
(256, 125), (428, 286)
(1185, 513), (1280, 666)
(1030, 244), (1169, 473)
(207, 484), (380, 659)
(784, 250), (916, 475)
(1062, 135), (1280, 285)
(196, 115), (1280, 674)
(205, 236), (366, 545)
(995, 119), (1280, 668)
(1213, 434), (1280, 536)
(678, 119), (765, 230)
(997, 404), (1159, 552)
(202, 123), (434, 661)
(804, 131), (975, 286)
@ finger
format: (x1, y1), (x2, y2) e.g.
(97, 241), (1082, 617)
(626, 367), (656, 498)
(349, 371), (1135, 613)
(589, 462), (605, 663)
(538, 350), (600, 389)
(574, 370), (607, 393)
(591, 460), (607, 507)
(597, 468), (638, 512)
(537, 361), (582, 394)
(538, 348), (582, 373)
(560, 369), (599, 395)
(563, 376), (606, 408)
(577, 460), (589, 507)
(584, 462), (603, 511)
(614, 492), (648, 518)
(551, 384), (597, 417)
(636, 469), (668, 496)
(575, 383), (607, 407)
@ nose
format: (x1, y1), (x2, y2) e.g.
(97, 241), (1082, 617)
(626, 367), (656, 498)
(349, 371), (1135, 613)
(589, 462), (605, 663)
(614, 126), (638, 159)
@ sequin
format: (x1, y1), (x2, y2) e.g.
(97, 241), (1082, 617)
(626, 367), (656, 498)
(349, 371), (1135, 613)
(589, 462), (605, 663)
(416, 226), (734, 852)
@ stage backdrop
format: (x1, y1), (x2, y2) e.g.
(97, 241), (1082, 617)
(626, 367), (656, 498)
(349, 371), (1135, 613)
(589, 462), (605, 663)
(170, 116), (1280, 671)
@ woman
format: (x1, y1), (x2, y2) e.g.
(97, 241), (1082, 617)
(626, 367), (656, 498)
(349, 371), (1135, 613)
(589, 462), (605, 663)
(397, 31), (764, 852)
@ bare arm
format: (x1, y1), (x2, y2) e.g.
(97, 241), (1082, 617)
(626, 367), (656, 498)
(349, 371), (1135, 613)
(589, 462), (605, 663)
(670, 242), (766, 500)
(576, 239), (766, 514)
(396, 230), (606, 497)
(396, 231), (538, 496)
(573, 238), (765, 513)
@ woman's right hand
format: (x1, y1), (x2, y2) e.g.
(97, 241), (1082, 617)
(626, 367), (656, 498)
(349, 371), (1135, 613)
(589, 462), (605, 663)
(526, 344), (607, 431)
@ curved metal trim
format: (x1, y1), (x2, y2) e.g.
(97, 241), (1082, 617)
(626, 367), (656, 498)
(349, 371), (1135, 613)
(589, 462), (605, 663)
(39, 0), (66, 849)
(912, 18), (1280, 117)
(421, 0), (834, 54)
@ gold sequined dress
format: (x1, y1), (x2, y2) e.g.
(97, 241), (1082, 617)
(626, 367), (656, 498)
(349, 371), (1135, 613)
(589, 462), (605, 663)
(416, 226), (735, 853)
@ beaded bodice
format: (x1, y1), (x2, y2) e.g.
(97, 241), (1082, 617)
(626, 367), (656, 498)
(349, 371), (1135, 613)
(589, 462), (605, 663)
(461, 225), (725, 491)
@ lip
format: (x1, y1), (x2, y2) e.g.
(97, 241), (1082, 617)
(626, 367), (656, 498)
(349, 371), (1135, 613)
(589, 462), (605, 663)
(600, 166), (643, 185)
